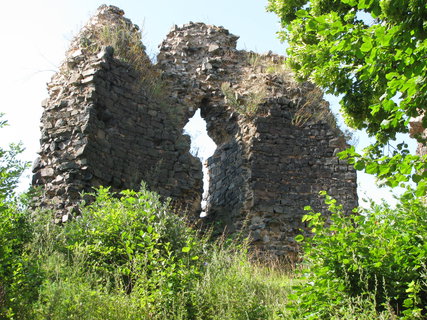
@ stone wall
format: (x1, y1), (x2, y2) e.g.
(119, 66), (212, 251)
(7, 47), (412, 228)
(33, 5), (357, 257)
(32, 6), (202, 222)
(157, 21), (358, 256)
(410, 115), (427, 156)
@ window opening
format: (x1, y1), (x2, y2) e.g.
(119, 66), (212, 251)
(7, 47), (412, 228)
(183, 109), (217, 217)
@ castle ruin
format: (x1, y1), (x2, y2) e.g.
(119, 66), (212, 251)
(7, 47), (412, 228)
(32, 5), (358, 257)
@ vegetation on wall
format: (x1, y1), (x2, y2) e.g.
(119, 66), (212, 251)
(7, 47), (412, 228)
(220, 82), (266, 117)
(79, 20), (166, 100)
(245, 52), (338, 127)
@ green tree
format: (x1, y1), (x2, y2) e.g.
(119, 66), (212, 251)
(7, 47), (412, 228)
(0, 115), (28, 208)
(0, 114), (33, 318)
(267, 0), (427, 193)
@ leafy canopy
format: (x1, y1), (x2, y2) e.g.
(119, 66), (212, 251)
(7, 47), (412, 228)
(267, 0), (427, 192)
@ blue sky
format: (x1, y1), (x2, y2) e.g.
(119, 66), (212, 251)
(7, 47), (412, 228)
(0, 0), (413, 204)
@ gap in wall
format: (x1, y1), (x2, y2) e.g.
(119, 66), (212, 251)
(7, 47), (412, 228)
(183, 109), (217, 217)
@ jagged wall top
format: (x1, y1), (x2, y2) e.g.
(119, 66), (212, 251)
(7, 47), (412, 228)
(67, 5), (137, 56)
(157, 20), (337, 146)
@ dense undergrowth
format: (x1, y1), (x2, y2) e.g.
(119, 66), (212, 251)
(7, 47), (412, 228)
(2, 186), (426, 319)
(0, 185), (292, 320)
(292, 192), (427, 319)
(1, 113), (426, 319)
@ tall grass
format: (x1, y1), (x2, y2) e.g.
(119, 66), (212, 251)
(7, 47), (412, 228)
(221, 82), (267, 117)
(189, 242), (293, 320)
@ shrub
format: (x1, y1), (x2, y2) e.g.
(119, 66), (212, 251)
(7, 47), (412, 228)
(0, 204), (40, 319)
(61, 186), (205, 303)
(27, 185), (293, 319)
(3, 181), (214, 319)
(291, 191), (427, 319)
(0, 115), (35, 319)
(0, 115), (29, 204)
(14, 184), (210, 319)
(27, 185), (295, 319)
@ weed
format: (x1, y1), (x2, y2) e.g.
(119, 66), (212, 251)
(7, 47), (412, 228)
(188, 239), (292, 320)
(247, 51), (263, 70)
(2, 181), (425, 319)
(77, 19), (167, 101)
(221, 82), (267, 117)
(292, 86), (335, 127)
(247, 52), (291, 79)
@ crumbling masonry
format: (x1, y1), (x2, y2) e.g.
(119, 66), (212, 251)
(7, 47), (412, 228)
(32, 5), (358, 257)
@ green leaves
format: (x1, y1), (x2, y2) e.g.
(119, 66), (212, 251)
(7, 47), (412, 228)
(0, 116), (29, 204)
(64, 185), (205, 297)
(0, 115), (35, 318)
(294, 234), (304, 242)
(360, 37), (373, 52)
(292, 192), (427, 317)
(181, 246), (190, 253)
(295, 9), (309, 18)
(354, 160), (365, 170)
(341, 0), (357, 5)
(339, 144), (427, 194)
(267, 0), (427, 188)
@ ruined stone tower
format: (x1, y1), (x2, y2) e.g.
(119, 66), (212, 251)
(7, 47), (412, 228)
(33, 5), (358, 257)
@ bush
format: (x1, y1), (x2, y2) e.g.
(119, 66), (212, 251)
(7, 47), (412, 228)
(59, 186), (206, 310)
(0, 204), (40, 319)
(0, 117), (28, 204)
(290, 191), (427, 319)
(1, 181), (211, 319)
(0, 115), (35, 319)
